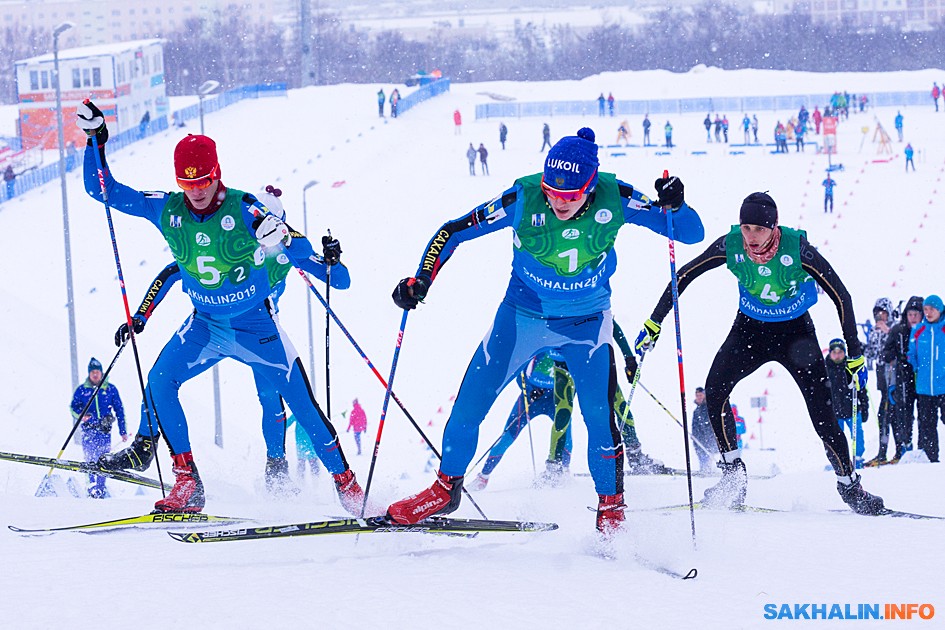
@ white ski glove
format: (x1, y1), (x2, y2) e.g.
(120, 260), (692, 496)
(254, 214), (292, 248)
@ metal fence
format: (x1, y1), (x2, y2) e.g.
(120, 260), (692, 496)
(1, 83), (288, 205)
(475, 90), (930, 120)
(398, 78), (451, 116)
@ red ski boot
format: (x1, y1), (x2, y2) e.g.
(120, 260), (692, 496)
(596, 493), (626, 536)
(153, 452), (205, 513)
(333, 469), (367, 516)
(386, 471), (464, 524)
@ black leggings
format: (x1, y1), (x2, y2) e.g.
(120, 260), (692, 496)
(704, 312), (853, 476)
(916, 394), (945, 463)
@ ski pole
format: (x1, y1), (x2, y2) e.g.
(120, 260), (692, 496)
(360, 309), (409, 518)
(638, 382), (715, 458)
(521, 371), (537, 477)
(284, 257), (487, 518)
(88, 130), (165, 495)
(40, 339), (129, 483)
(616, 352), (646, 440)
(325, 230), (332, 421)
(850, 372), (859, 472)
(661, 170), (696, 544)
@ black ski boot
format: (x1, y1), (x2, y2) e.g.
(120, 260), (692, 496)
(265, 457), (300, 497)
(99, 433), (157, 471)
(837, 473), (885, 515)
(701, 458), (747, 509)
(626, 448), (672, 475)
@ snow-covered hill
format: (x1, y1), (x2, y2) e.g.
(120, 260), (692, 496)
(1, 68), (943, 628)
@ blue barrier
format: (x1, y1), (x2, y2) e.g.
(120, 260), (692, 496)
(1, 83), (288, 205)
(398, 78), (450, 116)
(475, 90), (930, 120)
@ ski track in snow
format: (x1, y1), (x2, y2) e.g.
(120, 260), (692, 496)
(1, 69), (944, 628)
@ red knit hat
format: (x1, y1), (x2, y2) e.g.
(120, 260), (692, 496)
(174, 134), (220, 182)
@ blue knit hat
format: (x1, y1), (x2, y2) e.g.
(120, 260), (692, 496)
(925, 294), (944, 313)
(88, 357), (103, 373)
(543, 127), (599, 193)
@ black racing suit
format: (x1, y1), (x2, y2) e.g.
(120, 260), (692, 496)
(649, 232), (864, 477)
(881, 317), (918, 453)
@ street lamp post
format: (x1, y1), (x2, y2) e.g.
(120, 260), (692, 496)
(195, 78), (223, 446)
(302, 180), (319, 383)
(54, 21), (78, 390)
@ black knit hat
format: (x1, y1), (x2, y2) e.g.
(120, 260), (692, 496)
(88, 357), (103, 373)
(739, 192), (778, 229)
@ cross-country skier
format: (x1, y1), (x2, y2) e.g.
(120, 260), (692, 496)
(70, 357), (127, 498)
(112, 186), (349, 496)
(635, 191), (885, 514)
(386, 127), (704, 534)
(78, 100), (365, 514)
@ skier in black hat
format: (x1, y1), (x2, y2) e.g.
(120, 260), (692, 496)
(635, 191), (885, 514)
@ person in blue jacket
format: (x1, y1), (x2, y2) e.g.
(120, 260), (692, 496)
(905, 143), (915, 172)
(77, 100), (364, 515)
(907, 294), (945, 462)
(113, 186), (349, 496)
(386, 127), (704, 534)
(822, 174), (837, 213)
(894, 111), (904, 142)
(71, 358), (127, 498)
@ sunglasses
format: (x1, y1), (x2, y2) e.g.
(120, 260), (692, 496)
(541, 170), (596, 202)
(177, 163), (220, 191)
(177, 175), (216, 191)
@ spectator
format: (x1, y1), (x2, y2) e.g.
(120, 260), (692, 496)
(932, 82), (940, 112)
(286, 414), (321, 480)
(466, 143), (477, 176)
(825, 339), (868, 467)
(704, 114), (712, 142)
(390, 88), (401, 118)
(70, 357), (127, 498)
(721, 115), (729, 143)
(822, 173), (836, 212)
(347, 398), (368, 456)
(751, 114), (759, 143)
(65, 141), (78, 172)
(478, 143), (489, 175)
(812, 106), (823, 134)
(882, 296), (924, 462)
(453, 109), (462, 135)
(138, 110), (151, 139)
(907, 294), (945, 462)
(905, 143), (915, 172)
(540, 122), (551, 152)
(664, 120), (673, 148)
(894, 111), (904, 142)
(616, 120), (630, 146)
(499, 122), (508, 150)
(377, 88), (386, 117)
(607, 92), (615, 117)
(642, 114), (652, 146)
(691, 387), (718, 475)
(714, 114), (722, 142)
(3, 164), (14, 200)
(598, 93), (606, 117)
(864, 298), (895, 466)
(795, 121), (806, 152)
(742, 114), (751, 143)
(859, 94), (868, 112)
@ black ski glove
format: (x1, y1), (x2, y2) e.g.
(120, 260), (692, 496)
(322, 234), (342, 265)
(392, 276), (430, 310)
(528, 387), (547, 404)
(76, 100), (109, 146)
(114, 315), (146, 347)
(624, 353), (638, 384)
(654, 175), (684, 209)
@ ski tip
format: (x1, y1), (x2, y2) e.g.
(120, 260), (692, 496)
(167, 531), (202, 543)
(683, 568), (698, 580)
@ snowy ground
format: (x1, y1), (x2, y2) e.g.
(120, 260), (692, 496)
(1, 68), (944, 628)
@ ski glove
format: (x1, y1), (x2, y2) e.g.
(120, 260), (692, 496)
(634, 319), (662, 356)
(654, 175), (684, 209)
(114, 315), (146, 347)
(322, 234), (342, 265)
(528, 387), (547, 404)
(392, 276), (429, 310)
(845, 355), (868, 390)
(624, 353), (638, 384)
(76, 100), (109, 146)
(254, 214), (292, 248)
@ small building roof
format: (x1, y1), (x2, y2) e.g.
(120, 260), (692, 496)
(16, 38), (165, 66)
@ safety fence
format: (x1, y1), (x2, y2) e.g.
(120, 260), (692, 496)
(475, 90), (930, 120)
(398, 78), (451, 116)
(1, 83), (288, 205)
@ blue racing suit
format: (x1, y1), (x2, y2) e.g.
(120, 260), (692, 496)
(414, 172), (704, 495)
(83, 147), (351, 474)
